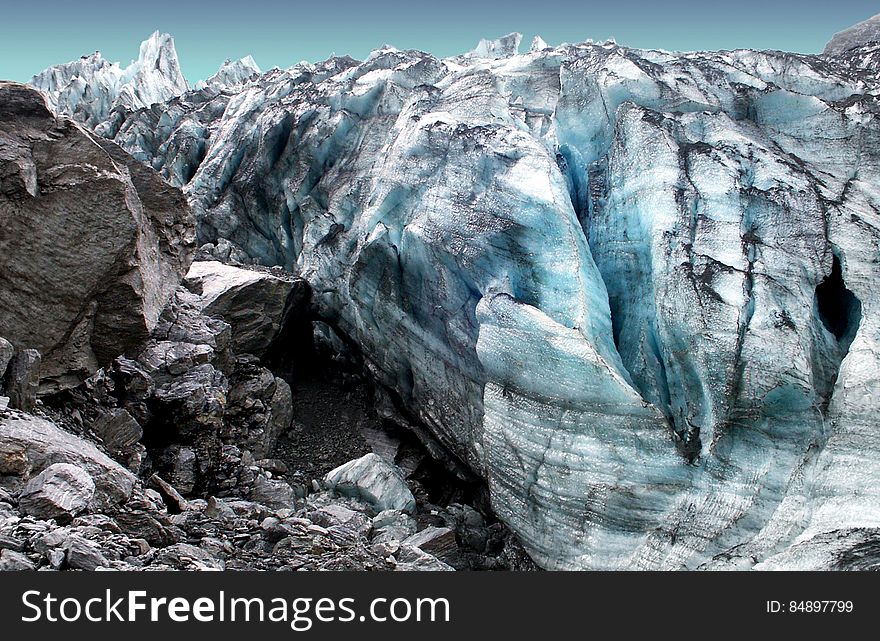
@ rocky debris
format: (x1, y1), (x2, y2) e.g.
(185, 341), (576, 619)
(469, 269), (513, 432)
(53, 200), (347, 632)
(223, 355), (292, 459)
(55, 280), (298, 501)
(151, 543), (224, 571)
(113, 508), (178, 548)
(148, 287), (233, 367)
(403, 526), (458, 565)
(0, 411), (136, 508)
(0, 482), (482, 571)
(152, 364), (228, 439)
(18, 463), (96, 522)
(325, 453), (417, 514)
(371, 509), (417, 545)
(183, 261), (301, 357)
(0, 82), (195, 394)
(272, 372), (376, 481)
(0, 548), (36, 571)
(3, 348), (40, 412)
(4, 390), (530, 572)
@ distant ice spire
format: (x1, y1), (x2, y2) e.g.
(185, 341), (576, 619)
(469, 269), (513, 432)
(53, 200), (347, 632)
(529, 35), (549, 52)
(466, 33), (523, 59)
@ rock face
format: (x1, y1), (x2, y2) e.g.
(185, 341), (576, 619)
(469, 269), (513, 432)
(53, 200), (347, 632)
(824, 14), (880, 55)
(28, 24), (880, 570)
(325, 453), (417, 514)
(0, 82), (195, 393)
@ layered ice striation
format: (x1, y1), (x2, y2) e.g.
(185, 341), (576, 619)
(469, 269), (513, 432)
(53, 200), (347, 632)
(29, 30), (880, 569)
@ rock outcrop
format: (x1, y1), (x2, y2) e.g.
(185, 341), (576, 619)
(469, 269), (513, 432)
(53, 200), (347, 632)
(183, 261), (301, 357)
(824, 14), (880, 55)
(0, 82), (195, 393)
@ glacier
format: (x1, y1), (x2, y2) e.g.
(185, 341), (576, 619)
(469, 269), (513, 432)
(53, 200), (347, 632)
(30, 31), (189, 130)
(27, 30), (880, 569)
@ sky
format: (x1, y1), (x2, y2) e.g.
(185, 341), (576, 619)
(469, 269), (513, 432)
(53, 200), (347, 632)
(0, 0), (877, 83)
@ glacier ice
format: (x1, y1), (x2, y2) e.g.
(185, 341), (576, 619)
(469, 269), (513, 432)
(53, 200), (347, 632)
(195, 56), (262, 91)
(31, 31), (189, 129)
(466, 33), (523, 59)
(28, 32), (880, 569)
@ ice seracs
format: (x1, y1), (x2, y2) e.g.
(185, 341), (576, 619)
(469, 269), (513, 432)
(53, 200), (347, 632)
(196, 56), (262, 91)
(30, 31), (189, 128)
(529, 35), (549, 52)
(466, 32), (523, 59)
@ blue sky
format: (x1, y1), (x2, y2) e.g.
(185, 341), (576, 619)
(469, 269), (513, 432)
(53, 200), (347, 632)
(1, 0), (877, 83)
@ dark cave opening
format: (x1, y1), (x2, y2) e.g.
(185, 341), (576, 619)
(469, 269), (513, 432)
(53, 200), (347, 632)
(816, 254), (862, 349)
(609, 296), (623, 351)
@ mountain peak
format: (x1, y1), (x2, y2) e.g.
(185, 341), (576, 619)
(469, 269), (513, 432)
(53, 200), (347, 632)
(824, 13), (880, 55)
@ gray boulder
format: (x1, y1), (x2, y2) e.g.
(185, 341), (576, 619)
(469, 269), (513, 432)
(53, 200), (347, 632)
(324, 453), (416, 514)
(64, 535), (108, 570)
(183, 260), (298, 357)
(92, 408), (143, 455)
(394, 545), (454, 572)
(403, 526), (458, 565)
(18, 463), (96, 522)
(249, 475), (297, 510)
(3, 349), (40, 412)
(0, 82), (194, 394)
(0, 549), (36, 571)
(0, 411), (136, 508)
(308, 504), (372, 542)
